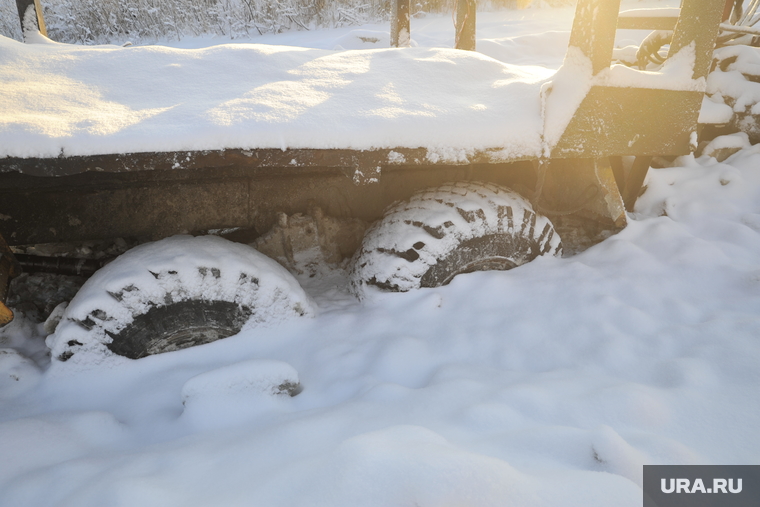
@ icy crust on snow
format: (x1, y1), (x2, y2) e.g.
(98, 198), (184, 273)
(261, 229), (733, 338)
(0, 35), (553, 160)
(47, 236), (316, 368)
(350, 182), (561, 297)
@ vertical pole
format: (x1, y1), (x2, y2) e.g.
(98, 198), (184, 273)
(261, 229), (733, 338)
(668, 0), (724, 80)
(391, 0), (411, 48)
(15, 0), (48, 40)
(454, 0), (476, 51)
(567, 0), (620, 75)
(33, 0), (47, 35)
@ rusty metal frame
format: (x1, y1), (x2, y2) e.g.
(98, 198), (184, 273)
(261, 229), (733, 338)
(0, 160), (538, 246)
(544, 0), (724, 216)
(554, 0), (723, 159)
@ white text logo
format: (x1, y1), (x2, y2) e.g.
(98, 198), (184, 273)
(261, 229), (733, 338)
(661, 478), (743, 494)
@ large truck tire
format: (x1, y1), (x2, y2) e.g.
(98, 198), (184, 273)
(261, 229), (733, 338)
(47, 236), (315, 363)
(349, 181), (562, 298)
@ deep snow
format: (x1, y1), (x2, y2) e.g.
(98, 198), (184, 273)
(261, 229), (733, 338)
(1, 2), (760, 507)
(1, 0), (705, 161)
(0, 36), (554, 159)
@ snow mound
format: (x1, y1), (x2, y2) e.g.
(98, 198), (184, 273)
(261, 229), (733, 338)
(181, 358), (301, 404)
(47, 235), (316, 367)
(180, 359), (301, 429)
(180, 359), (301, 430)
(0, 348), (41, 398)
(276, 425), (641, 507)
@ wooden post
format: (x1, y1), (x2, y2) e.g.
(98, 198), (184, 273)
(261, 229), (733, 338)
(15, 0), (48, 40)
(669, 0), (724, 80)
(567, 0), (620, 75)
(455, 0), (476, 51)
(391, 0), (411, 48)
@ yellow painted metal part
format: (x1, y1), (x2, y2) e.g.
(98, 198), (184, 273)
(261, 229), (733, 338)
(0, 233), (20, 327)
(0, 302), (13, 327)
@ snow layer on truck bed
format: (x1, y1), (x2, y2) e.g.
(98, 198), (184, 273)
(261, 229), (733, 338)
(0, 35), (554, 160)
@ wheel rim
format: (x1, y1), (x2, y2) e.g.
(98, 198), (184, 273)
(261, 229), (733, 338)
(107, 300), (253, 359)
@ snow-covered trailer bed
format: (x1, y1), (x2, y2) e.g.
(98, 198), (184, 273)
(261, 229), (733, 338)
(0, 0), (725, 350)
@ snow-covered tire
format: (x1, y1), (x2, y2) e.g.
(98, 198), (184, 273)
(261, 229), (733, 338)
(349, 182), (562, 297)
(47, 236), (315, 363)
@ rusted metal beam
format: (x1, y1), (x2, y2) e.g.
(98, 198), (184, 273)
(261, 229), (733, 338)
(609, 156), (626, 195)
(621, 156), (653, 212)
(535, 158), (626, 231)
(0, 161), (538, 246)
(0, 147), (537, 178)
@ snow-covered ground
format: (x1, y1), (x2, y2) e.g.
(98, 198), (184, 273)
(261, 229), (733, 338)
(2, 2), (760, 506)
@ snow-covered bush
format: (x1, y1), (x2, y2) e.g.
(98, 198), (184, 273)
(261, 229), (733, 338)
(0, 0), (23, 41)
(0, 0), (393, 43)
(0, 0), (574, 44)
